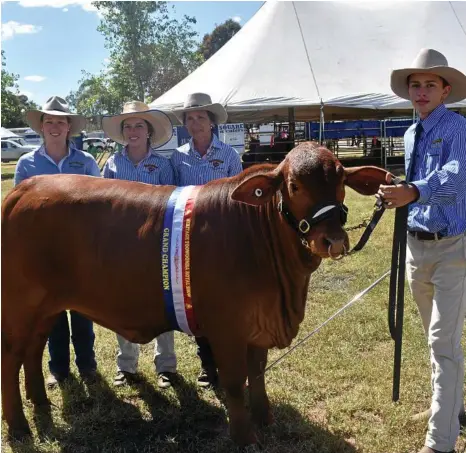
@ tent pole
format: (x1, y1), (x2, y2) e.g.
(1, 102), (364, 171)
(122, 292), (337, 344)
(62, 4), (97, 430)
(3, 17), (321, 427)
(384, 119), (388, 169)
(319, 100), (324, 145)
(288, 107), (295, 146)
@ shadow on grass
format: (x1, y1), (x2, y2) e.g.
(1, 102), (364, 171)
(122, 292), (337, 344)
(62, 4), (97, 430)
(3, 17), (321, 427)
(6, 373), (359, 453)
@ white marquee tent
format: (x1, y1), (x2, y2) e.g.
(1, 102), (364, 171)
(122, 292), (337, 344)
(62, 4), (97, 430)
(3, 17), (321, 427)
(0, 127), (20, 139)
(150, 1), (466, 123)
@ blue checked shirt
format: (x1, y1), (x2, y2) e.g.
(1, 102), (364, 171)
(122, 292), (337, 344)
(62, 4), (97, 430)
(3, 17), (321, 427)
(14, 145), (101, 186)
(170, 134), (243, 186)
(405, 104), (466, 236)
(103, 147), (175, 185)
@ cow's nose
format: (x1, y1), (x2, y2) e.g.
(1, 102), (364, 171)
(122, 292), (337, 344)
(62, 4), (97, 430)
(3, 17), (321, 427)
(325, 236), (346, 258)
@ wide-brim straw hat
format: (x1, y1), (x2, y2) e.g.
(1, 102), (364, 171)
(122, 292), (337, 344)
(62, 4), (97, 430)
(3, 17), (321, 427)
(26, 96), (86, 136)
(173, 93), (228, 125)
(102, 101), (173, 148)
(391, 48), (466, 103)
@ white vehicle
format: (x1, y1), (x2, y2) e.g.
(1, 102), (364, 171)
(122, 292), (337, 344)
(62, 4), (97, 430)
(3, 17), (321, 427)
(22, 132), (42, 146)
(1, 139), (37, 162)
(82, 137), (114, 153)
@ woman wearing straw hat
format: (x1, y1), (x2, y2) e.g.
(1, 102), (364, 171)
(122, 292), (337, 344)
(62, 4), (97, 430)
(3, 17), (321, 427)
(377, 48), (466, 453)
(14, 96), (101, 387)
(171, 93), (243, 388)
(102, 101), (178, 389)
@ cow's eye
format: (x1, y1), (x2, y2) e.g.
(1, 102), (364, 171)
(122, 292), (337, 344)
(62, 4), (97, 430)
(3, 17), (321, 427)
(290, 183), (299, 193)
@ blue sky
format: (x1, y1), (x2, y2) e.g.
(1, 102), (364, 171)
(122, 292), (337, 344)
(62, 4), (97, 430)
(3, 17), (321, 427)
(1, 0), (263, 106)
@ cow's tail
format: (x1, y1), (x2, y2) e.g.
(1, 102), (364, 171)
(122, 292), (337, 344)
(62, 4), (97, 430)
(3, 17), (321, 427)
(1, 185), (23, 241)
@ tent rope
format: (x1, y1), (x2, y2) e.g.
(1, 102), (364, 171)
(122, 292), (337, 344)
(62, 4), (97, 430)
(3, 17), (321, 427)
(292, 1), (321, 99)
(449, 2), (466, 38)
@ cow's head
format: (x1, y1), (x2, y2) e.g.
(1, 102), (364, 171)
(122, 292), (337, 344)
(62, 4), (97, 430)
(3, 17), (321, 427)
(231, 142), (393, 259)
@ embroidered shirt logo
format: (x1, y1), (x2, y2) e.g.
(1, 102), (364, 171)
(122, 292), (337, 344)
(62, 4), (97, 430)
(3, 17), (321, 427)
(69, 161), (84, 168)
(210, 159), (224, 168)
(144, 164), (158, 173)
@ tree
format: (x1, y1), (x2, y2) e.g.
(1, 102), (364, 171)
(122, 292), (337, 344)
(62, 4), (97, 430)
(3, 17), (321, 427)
(199, 19), (241, 61)
(66, 71), (124, 117)
(1, 51), (39, 128)
(91, 1), (202, 103)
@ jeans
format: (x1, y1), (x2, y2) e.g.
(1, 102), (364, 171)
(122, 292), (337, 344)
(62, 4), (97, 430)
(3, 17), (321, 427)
(48, 311), (97, 376)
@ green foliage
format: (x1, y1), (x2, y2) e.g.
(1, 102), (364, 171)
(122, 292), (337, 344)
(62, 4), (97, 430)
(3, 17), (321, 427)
(199, 19), (241, 61)
(66, 71), (124, 117)
(67, 2), (202, 117)
(1, 51), (38, 128)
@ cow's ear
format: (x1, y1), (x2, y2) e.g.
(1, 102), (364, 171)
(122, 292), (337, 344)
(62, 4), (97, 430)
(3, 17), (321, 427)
(344, 166), (394, 195)
(231, 173), (282, 206)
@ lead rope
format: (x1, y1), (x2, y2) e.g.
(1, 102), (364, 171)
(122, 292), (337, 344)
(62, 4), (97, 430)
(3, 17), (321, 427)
(261, 269), (391, 377)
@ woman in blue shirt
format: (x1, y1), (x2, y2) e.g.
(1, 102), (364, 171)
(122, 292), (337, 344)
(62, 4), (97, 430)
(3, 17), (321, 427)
(14, 96), (101, 387)
(102, 101), (178, 389)
(171, 93), (243, 388)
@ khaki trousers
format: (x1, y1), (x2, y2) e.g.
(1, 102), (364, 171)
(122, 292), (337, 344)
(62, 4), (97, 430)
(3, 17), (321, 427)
(406, 233), (466, 452)
(116, 331), (177, 374)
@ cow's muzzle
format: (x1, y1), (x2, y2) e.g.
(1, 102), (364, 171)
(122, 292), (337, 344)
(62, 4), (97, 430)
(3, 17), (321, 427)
(328, 243), (347, 260)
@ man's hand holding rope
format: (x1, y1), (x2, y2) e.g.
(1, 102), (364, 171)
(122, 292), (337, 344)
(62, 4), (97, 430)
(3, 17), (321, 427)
(376, 183), (420, 209)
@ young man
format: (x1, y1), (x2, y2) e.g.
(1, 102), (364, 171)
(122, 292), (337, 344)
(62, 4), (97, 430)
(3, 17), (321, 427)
(378, 49), (466, 453)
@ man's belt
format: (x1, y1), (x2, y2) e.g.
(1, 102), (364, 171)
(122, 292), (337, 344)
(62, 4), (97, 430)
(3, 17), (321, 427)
(408, 231), (445, 241)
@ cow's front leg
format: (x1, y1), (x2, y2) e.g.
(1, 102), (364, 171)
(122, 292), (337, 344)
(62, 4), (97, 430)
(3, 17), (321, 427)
(247, 345), (273, 427)
(211, 339), (258, 446)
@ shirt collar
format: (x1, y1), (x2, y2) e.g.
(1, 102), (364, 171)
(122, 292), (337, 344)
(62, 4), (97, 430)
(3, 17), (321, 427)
(189, 134), (221, 159)
(419, 104), (447, 134)
(121, 146), (152, 160)
(39, 145), (72, 158)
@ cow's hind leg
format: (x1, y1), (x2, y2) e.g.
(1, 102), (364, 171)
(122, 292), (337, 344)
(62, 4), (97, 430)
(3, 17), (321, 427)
(2, 333), (31, 439)
(212, 339), (258, 446)
(247, 345), (273, 427)
(24, 315), (59, 407)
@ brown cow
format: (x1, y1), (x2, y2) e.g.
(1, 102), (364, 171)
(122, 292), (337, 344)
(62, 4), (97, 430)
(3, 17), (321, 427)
(1, 142), (392, 446)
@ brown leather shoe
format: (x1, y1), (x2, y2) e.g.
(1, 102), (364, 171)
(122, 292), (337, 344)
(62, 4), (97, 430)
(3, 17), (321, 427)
(113, 371), (138, 387)
(197, 368), (219, 388)
(46, 373), (68, 388)
(157, 372), (176, 389)
(80, 369), (97, 384)
(411, 407), (466, 426)
(418, 447), (455, 453)
(411, 408), (432, 422)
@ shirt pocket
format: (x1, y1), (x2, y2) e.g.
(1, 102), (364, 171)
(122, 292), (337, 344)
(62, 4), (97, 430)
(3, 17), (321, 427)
(210, 163), (229, 177)
(139, 169), (160, 184)
(425, 150), (440, 173)
(67, 162), (87, 174)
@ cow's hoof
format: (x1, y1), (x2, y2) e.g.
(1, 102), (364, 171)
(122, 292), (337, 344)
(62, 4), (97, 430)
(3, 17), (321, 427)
(230, 424), (259, 447)
(8, 425), (32, 442)
(28, 394), (50, 407)
(253, 410), (274, 428)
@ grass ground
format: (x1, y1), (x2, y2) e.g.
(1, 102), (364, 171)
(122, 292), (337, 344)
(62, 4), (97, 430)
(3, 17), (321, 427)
(1, 174), (465, 453)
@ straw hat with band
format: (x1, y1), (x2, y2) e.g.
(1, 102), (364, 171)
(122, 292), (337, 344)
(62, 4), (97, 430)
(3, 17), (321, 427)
(102, 101), (173, 148)
(26, 96), (86, 137)
(391, 48), (466, 104)
(173, 93), (228, 125)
